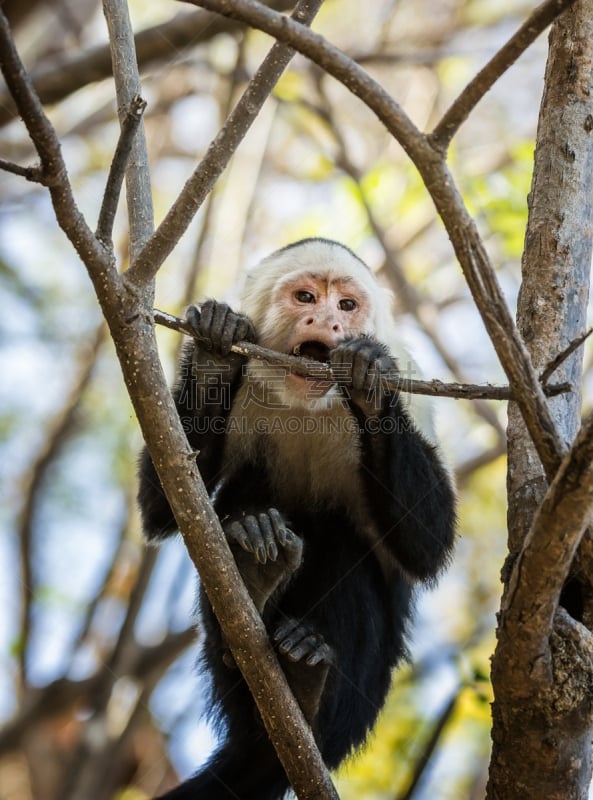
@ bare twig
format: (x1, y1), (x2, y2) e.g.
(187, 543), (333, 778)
(539, 327), (593, 384)
(0, 157), (44, 182)
(0, 2), (296, 129)
(502, 408), (593, 679)
(103, 0), (154, 260)
(96, 93), (147, 244)
(399, 689), (460, 800)
(0, 7), (110, 275)
(430, 0), (579, 151)
(153, 308), (571, 401)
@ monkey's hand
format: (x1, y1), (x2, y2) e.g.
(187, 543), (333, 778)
(186, 300), (255, 359)
(330, 335), (397, 415)
(223, 509), (303, 613)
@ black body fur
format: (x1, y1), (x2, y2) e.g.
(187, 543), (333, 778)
(138, 294), (456, 800)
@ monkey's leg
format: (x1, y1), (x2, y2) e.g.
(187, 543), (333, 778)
(272, 618), (334, 726)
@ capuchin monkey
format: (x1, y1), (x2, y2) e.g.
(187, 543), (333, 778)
(138, 238), (456, 800)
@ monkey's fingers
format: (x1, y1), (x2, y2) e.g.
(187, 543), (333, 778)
(273, 619), (333, 666)
(185, 300), (255, 356)
(268, 507), (288, 547)
(225, 510), (287, 563)
(257, 512), (279, 562)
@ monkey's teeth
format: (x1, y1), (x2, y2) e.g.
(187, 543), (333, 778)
(293, 344), (301, 356)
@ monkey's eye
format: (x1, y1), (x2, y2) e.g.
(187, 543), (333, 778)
(339, 298), (357, 311)
(295, 290), (315, 304)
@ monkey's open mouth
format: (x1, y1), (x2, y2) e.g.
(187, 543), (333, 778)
(292, 340), (331, 363)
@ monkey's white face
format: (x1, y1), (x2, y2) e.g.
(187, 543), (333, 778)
(259, 270), (373, 398)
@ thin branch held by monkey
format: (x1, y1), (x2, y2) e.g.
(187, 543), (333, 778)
(153, 308), (572, 402)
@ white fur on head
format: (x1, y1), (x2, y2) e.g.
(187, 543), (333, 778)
(240, 238), (393, 341)
(239, 238), (436, 441)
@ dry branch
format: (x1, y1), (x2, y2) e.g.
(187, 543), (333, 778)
(0, 157), (44, 182)
(502, 408), (593, 682)
(540, 327), (593, 384)
(16, 324), (105, 692)
(127, 1), (323, 284)
(153, 308), (571, 401)
(96, 93), (147, 244)
(0, 1), (296, 129)
(312, 81), (507, 439)
(1, 2), (339, 797)
(186, 0), (570, 484)
(430, 0), (579, 150)
(103, 0), (154, 258)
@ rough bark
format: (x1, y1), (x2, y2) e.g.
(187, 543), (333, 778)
(489, 2), (593, 798)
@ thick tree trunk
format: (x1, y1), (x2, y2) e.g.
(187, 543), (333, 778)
(489, 2), (593, 798)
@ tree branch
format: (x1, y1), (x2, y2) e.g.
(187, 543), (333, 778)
(430, 0), (578, 151)
(186, 0), (567, 483)
(0, 7), (112, 282)
(310, 80), (506, 439)
(540, 327), (593, 384)
(96, 93), (147, 245)
(0, 157), (44, 182)
(502, 409), (593, 684)
(15, 324), (105, 692)
(126, 0), (325, 285)
(153, 308), (571, 401)
(2, 4), (338, 797)
(103, 0), (154, 260)
(0, 1), (296, 129)
(399, 689), (460, 800)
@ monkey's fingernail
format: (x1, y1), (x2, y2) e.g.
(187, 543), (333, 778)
(267, 543), (278, 561)
(256, 545), (267, 563)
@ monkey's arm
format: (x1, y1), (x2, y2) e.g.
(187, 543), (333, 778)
(331, 337), (456, 580)
(137, 301), (255, 542)
(365, 414), (456, 580)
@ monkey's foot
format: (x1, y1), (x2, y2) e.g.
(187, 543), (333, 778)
(223, 509), (303, 613)
(273, 618), (333, 724)
(273, 619), (333, 667)
(225, 508), (302, 569)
